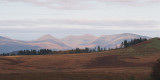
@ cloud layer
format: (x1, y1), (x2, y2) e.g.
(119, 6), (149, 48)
(0, 19), (159, 32)
(0, 19), (158, 26)
(0, 0), (159, 40)
(1, 0), (160, 9)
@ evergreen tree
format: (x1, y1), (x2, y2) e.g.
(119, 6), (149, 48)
(121, 38), (147, 48)
(97, 46), (101, 52)
(85, 47), (89, 53)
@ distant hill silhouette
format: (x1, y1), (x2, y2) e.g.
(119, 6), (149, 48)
(61, 34), (98, 48)
(91, 33), (150, 48)
(0, 36), (40, 53)
(28, 34), (70, 50)
(0, 33), (149, 53)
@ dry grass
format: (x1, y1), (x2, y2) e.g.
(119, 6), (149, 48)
(0, 38), (160, 80)
(0, 72), (151, 80)
(0, 51), (159, 80)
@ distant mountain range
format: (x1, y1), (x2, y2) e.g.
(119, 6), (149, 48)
(0, 33), (150, 53)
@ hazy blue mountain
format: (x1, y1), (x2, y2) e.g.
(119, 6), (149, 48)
(91, 33), (150, 48)
(0, 33), (150, 53)
(61, 34), (98, 48)
(0, 36), (40, 53)
(29, 34), (71, 50)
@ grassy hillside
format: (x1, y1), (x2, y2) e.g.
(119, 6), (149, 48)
(0, 38), (160, 80)
(144, 38), (160, 50)
(111, 38), (160, 56)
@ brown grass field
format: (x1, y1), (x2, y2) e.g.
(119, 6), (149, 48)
(0, 38), (160, 80)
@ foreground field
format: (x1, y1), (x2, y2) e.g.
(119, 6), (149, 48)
(0, 72), (152, 80)
(0, 38), (160, 80)
(0, 52), (159, 80)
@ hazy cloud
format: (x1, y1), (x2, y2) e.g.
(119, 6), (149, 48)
(0, 19), (159, 31)
(0, 0), (92, 9)
(1, 0), (160, 9)
(0, 19), (158, 26)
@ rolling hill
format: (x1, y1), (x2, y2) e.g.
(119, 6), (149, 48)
(28, 34), (70, 50)
(91, 33), (150, 48)
(0, 33), (149, 53)
(0, 38), (159, 80)
(0, 36), (40, 53)
(0, 35), (71, 53)
(61, 34), (98, 48)
(61, 33), (149, 49)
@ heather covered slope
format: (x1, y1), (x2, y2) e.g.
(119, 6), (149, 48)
(0, 38), (159, 80)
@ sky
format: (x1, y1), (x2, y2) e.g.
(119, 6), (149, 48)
(0, 0), (160, 40)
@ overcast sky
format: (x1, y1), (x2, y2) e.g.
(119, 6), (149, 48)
(0, 0), (160, 40)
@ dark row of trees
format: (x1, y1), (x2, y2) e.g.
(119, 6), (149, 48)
(121, 38), (147, 48)
(0, 53), (13, 56)
(69, 46), (107, 54)
(0, 49), (52, 56)
(0, 46), (107, 56)
(17, 49), (52, 55)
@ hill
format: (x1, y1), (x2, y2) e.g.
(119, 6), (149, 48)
(61, 33), (149, 49)
(28, 34), (70, 50)
(61, 34), (98, 48)
(0, 36), (40, 53)
(0, 38), (159, 80)
(119, 38), (160, 55)
(0, 33), (149, 53)
(0, 35), (71, 53)
(91, 33), (150, 48)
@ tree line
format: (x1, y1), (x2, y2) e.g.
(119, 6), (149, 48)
(17, 49), (52, 55)
(69, 46), (107, 54)
(0, 49), (52, 56)
(0, 46), (107, 56)
(120, 37), (147, 48)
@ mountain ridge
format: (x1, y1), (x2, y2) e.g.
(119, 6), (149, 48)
(61, 34), (98, 48)
(0, 33), (150, 53)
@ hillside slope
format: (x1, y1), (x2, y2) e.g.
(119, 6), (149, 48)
(118, 38), (160, 55)
(0, 38), (159, 80)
